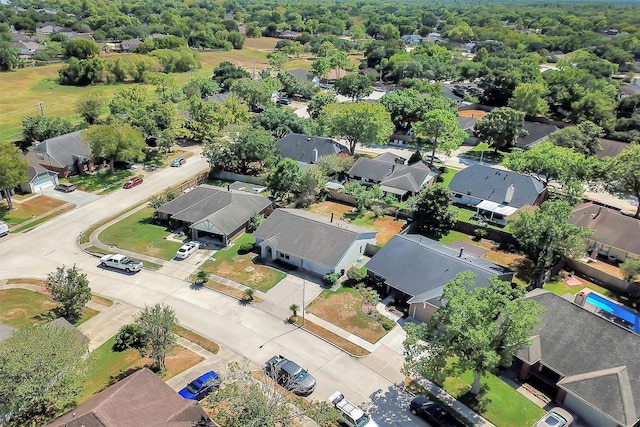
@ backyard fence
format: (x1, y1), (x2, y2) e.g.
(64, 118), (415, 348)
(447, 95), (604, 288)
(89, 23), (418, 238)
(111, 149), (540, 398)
(565, 258), (638, 296)
(210, 170), (263, 185)
(454, 220), (519, 247)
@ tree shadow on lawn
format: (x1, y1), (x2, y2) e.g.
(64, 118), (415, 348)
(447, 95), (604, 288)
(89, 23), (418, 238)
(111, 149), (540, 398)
(32, 306), (81, 325)
(457, 383), (492, 414)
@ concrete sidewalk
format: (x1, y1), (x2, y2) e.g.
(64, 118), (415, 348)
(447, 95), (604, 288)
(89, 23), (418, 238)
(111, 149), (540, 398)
(77, 302), (140, 351)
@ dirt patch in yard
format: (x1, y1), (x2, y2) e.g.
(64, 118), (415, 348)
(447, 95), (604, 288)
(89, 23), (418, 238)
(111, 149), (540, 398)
(306, 201), (354, 218)
(459, 110), (488, 119)
(307, 290), (387, 344)
(1, 196), (67, 225)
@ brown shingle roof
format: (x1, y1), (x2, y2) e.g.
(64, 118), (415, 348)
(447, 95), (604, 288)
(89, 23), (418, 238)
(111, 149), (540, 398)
(45, 368), (216, 427)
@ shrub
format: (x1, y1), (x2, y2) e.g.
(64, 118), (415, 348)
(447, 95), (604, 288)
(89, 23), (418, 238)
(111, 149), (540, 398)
(113, 324), (146, 351)
(242, 288), (255, 301)
(474, 228), (488, 240)
(323, 272), (339, 285)
(381, 318), (396, 331)
(347, 267), (366, 283)
(238, 242), (254, 254)
(356, 283), (381, 305)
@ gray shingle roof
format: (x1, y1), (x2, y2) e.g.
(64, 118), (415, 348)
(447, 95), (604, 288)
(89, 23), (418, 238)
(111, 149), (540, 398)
(0, 323), (15, 341)
(288, 69), (315, 82)
(513, 121), (560, 150)
(253, 209), (377, 269)
(32, 131), (91, 168)
(45, 368), (216, 427)
(157, 185), (272, 235)
(365, 234), (513, 304)
(275, 133), (348, 164)
(521, 290), (640, 426)
(598, 138), (630, 159)
(570, 203), (640, 256)
(348, 154), (436, 194)
(448, 165), (545, 208)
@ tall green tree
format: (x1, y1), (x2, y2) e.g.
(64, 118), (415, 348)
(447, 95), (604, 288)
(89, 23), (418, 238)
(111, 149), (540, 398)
(403, 272), (543, 395)
(22, 115), (75, 143)
(45, 265), (92, 322)
(212, 61), (251, 90)
(602, 143), (640, 218)
(311, 56), (331, 81)
(413, 109), (468, 165)
(0, 141), (29, 210)
(508, 82), (549, 117)
(0, 324), (88, 426)
(319, 102), (393, 154)
(182, 76), (220, 100)
(203, 124), (278, 175)
(75, 90), (106, 125)
(252, 107), (309, 139)
(329, 51), (350, 78)
(474, 107), (526, 152)
(83, 123), (146, 174)
(307, 92), (337, 120)
(299, 165), (326, 205)
(548, 121), (603, 156)
(267, 51), (287, 72)
(134, 303), (178, 371)
(64, 38), (101, 59)
(570, 90), (617, 131)
(266, 158), (302, 201)
(411, 184), (456, 235)
(0, 43), (22, 71)
(512, 201), (591, 286)
(231, 77), (279, 110)
(333, 74), (373, 101)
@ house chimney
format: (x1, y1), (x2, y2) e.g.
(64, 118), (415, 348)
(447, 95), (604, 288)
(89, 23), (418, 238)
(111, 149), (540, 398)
(458, 247), (464, 257)
(312, 147), (318, 163)
(504, 184), (515, 204)
(330, 212), (334, 222)
(593, 206), (602, 219)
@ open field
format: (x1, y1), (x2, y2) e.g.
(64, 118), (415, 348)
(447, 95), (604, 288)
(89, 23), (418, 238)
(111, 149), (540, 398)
(0, 195), (67, 225)
(0, 37), (355, 144)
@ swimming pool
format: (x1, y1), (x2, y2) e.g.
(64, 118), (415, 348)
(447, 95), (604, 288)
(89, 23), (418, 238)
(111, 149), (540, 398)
(585, 293), (640, 334)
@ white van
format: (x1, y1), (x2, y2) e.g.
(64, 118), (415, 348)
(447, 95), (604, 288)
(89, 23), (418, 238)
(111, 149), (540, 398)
(0, 220), (9, 237)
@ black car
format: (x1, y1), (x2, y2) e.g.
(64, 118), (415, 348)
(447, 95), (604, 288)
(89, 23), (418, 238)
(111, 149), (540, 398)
(409, 396), (465, 427)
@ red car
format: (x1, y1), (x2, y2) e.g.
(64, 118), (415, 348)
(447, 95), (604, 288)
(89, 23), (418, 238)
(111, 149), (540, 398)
(123, 177), (143, 189)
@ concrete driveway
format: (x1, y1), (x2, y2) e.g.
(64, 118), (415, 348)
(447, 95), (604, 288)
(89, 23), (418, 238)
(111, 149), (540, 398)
(42, 186), (101, 207)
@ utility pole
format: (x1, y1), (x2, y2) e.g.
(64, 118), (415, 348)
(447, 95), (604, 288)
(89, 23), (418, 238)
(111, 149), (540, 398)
(38, 102), (45, 116)
(252, 60), (256, 80)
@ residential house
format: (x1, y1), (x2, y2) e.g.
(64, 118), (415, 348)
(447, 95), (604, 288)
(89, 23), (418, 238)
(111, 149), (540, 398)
(253, 208), (377, 276)
(517, 289), (640, 427)
(365, 234), (514, 322)
(348, 152), (439, 200)
(45, 368), (217, 427)
(321, 68), (353, 84)
(156, 184), (272, 246)
(401, 34), (423, 45)
(288, 69), (320, 86)
(458, 116), (479, 145)
(547, 51), (566, 63)
(423, 32), (445, 43)
(10, 40), (43, 56)
(597, 138), (630, 159)
(31, 131), (93, 177)
(569, 203), (640, 262)
(278, 30), (301, 40)
(512, 121), (560, 150)
(36, 22), (59, 36)
(48, 317), (89, 346)
(448, 165), (547, 225)
(620, 82), (640, 97)
(20, 157), (59, 193)
(121, 38), (142, 52)
(275, 133), (349, 168)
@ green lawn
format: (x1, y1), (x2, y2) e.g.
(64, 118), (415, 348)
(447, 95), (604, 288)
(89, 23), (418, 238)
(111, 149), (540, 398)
(427, 230), (475, 245)
(462, 143), (509, 165)
(68, 169), (132, 192)
(443, 370), (545, 427)
(99, 207), (182, 260)
(440, 167), (459, 187)
(201, 234), (286, 292)
(0, 288), (98, 328)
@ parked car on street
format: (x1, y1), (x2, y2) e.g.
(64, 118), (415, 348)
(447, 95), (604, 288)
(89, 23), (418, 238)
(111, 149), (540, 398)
(409, 396), (465, 427)
(0, 220), (8, 237)
(171, 157), (186, 167)
(123, 177), (143, 189)
(178, 370), (220, 400)
(175, 241), (201, 259)
(534, 408), (574, 427)
(100, 254), (143, 272)
(55, 182), (76, 192)
(264, 355), (316, 396)
(329, 391), (379, 427)
(277, 98), (291, 105)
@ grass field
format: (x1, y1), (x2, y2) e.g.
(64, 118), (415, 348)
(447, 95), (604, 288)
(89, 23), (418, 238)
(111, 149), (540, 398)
(0, 196), (67, 225)
(0, 288), (98, 328)
(307, 286), (387, 344)
(0, 37), (358, 144)
(201, 234), (285, 292)
(80, 335), (203, 402)
(98, 207), (182, 260)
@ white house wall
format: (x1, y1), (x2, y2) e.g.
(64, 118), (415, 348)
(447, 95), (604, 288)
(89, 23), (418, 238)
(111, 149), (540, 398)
(335, 234), (377, 274)
(563, 393), (621, 427)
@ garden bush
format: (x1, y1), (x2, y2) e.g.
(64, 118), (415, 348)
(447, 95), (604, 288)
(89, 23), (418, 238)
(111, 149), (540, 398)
(323, 272), (339, 285)
(113, 323), (146, 351)
(238, 242), (254, 254)
(347, 266), (366, 283)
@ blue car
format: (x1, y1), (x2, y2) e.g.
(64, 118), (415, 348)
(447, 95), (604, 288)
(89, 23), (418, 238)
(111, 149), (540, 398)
(178, 370), (219, 400)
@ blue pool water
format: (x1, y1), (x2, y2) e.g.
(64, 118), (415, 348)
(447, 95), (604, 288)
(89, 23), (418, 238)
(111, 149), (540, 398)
(585, 293), (640, 333)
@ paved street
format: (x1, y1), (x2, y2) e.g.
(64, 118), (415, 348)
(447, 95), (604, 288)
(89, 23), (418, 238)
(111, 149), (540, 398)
(0, 150), (436, 427)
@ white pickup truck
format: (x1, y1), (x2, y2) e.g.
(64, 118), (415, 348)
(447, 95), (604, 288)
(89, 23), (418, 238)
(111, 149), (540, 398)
(100, 254), (143, 272)
(175, 241), (201, 259)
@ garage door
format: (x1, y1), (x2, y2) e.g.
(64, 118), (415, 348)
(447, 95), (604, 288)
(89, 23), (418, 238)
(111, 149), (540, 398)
(32, 174), (56, 192)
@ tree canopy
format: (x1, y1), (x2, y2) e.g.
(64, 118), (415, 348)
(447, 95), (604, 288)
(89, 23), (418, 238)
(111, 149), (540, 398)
(45, 265), (92, 322)
(319, 102), (393, 154)
(410, 184), (456, 235)
(0, 140), (29, 210)
(83, 123), (146, 174)
(134, 303), (178, 371)
(601, 143), (640, 218)
(403, 271), (543, 395)
(474, 107), (526, 152)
